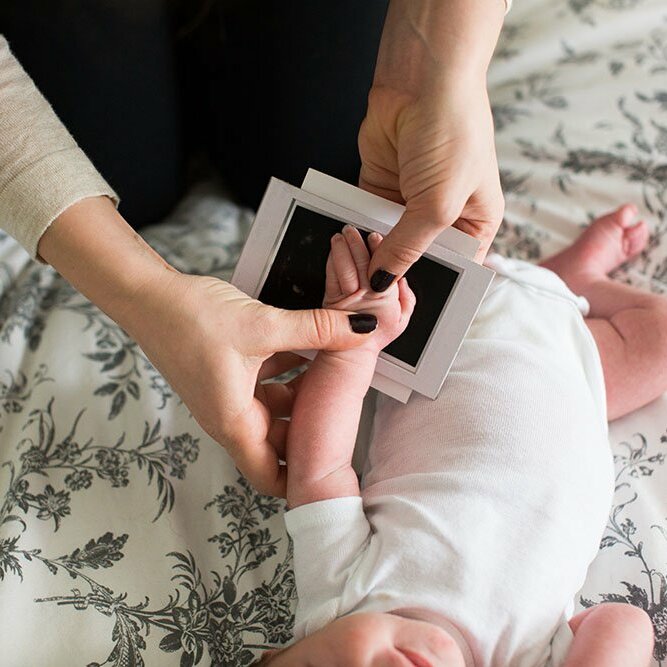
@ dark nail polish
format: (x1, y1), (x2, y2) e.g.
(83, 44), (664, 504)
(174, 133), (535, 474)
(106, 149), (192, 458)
(370, 269), (396, 293)
(349, 314), (378, 334)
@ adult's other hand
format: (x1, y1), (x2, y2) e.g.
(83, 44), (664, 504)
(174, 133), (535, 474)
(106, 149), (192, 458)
(359, 0), (506, 291)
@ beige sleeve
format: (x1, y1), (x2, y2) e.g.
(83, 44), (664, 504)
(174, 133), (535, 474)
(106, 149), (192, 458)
(505, 0), (512, 12)
(0, 36), (119, 260)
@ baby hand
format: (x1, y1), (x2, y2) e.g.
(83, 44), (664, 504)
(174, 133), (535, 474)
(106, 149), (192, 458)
(324, 225), (415, 353)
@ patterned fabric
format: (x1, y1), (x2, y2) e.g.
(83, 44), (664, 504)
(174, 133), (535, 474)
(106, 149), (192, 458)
(0, 190), (296, 666)
(489, 2), (667, 665)
(0, 0), (666, 664)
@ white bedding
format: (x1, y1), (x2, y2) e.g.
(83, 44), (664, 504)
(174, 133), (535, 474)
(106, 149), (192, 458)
(0, 0), (666, 665)
(489, 1), (667, 663)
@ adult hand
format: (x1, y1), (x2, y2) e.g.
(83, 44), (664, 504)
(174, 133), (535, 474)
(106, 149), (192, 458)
(359, 0), (506, 291)
(38, 196), (377, 499)
(359, 82), (504, 290)
(130, 272), (377, 497)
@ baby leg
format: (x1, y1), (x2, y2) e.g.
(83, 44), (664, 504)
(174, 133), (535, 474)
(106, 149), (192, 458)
(563, 603), (653, 667)
(541, 205), (667, 420)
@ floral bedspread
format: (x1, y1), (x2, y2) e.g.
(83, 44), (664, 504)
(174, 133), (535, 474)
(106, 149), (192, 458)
(0, 0), (666, 665)
(490, 1), (667, 664)
(0, 193), (296, 666)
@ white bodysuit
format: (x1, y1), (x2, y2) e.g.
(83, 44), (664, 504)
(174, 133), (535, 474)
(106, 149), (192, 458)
(284, 257), (615, 667)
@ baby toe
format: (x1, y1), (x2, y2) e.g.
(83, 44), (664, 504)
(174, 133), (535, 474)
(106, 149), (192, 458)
(622, 220), (650, 258)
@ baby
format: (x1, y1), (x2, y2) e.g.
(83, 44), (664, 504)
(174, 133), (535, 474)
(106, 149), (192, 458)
(257, 205), (661, 666)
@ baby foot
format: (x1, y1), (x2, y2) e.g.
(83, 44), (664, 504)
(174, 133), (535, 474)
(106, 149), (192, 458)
(541, 204), (649, 294)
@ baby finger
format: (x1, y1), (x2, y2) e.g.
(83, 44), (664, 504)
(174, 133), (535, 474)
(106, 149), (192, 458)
(325, 251), (343, 303)
(331, 232), (360, 295)
(342, 225), (371, 288)
(397, 277), (417, 327)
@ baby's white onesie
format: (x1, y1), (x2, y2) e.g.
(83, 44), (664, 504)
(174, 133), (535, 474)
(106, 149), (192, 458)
(285, 257), (614, 667)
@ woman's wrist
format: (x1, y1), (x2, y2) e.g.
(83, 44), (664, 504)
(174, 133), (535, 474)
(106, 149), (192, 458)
(373, 0), (505, 97)
(36, 196), (180, 336)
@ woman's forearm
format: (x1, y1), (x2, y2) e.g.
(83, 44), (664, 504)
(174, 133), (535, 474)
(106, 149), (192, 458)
(36, 196), (179, 339)
(374, 0), (506, 94)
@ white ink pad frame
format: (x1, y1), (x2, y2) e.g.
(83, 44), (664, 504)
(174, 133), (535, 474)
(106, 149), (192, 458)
(232, 171), (495, 402)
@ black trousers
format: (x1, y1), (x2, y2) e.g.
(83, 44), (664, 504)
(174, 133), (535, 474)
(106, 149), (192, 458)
(0, 0), (388, 227)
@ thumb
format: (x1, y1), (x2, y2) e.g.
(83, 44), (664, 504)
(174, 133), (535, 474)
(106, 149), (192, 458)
(367, 193), (466, 292)
(261, 306), (378, 353)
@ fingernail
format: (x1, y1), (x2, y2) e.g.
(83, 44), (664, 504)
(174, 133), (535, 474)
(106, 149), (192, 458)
(349, 313), (378, 334)
(370, 269), (395, 293)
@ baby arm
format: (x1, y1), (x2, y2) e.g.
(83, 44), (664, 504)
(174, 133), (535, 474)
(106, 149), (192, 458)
(563, 603), (654, 667)
(286, 226), (415, 509)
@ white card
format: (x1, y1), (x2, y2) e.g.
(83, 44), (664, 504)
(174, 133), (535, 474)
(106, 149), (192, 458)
(232, 174), (494, 402)
(302, 169), (480, 260)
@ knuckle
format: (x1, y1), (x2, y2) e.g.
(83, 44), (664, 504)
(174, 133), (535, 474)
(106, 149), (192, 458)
(423, 215), (452, 235)
(341, 267), (359, 284)
(434, 199), (467, 228)
(410, 188), (464, 226)
(308, 309), (336, 346)
(386, 241), (423, 269)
